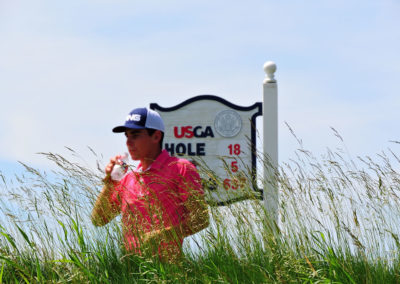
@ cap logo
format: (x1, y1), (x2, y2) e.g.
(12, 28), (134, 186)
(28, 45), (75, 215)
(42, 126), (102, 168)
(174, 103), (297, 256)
(126, 114), (141, 122)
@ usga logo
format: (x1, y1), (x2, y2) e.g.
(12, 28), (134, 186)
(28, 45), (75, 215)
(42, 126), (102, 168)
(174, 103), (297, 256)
(174, 126), (214, 138)
(126, 114), (141, 122)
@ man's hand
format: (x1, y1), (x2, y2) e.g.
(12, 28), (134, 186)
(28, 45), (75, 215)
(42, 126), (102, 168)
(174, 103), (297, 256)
(142, 226), (182, 246)
(141, 228), (184, 262)
(143, 229), (163, 244)
(105, 154), (125, 176)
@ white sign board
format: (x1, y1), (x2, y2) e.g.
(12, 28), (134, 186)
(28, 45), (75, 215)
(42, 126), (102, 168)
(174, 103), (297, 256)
(150, 95), (262, 205)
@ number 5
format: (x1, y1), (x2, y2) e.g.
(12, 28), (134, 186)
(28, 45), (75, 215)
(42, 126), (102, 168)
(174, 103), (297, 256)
(231, 161), (238, 172)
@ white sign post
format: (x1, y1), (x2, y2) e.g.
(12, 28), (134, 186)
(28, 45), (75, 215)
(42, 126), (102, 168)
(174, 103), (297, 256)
(150, 96), (262, 206)
(263, 61), (279, 225)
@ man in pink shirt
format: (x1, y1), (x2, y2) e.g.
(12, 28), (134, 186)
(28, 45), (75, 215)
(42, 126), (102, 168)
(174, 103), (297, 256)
(91, 107), (209, 261)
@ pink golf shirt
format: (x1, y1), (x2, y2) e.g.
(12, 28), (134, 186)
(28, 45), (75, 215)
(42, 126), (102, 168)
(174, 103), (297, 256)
(109, 150), (203, 253)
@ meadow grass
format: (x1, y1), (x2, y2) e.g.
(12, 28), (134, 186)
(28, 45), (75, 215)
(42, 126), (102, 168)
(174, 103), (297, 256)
(0, 143), (400, 283)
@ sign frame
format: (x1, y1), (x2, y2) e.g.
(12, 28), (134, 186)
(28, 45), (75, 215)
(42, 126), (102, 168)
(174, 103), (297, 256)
(150, 95), (263, 205)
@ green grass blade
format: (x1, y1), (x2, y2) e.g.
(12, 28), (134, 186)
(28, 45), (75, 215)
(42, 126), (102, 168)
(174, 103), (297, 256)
(0, 261), (4, 283)
(16, 225), (34, 249)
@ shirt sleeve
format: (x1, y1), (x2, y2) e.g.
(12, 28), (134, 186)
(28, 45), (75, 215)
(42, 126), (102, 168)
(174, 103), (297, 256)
(108, 175), (129, 207)
(176, 160), (209, 237)
(177, 160), (204, 203)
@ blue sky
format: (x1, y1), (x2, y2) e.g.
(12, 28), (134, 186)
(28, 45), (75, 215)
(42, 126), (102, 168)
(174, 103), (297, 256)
(1, 0), (400, 176)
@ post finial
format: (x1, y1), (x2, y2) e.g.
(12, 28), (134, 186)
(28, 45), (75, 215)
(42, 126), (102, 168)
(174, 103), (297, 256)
(263, 61), (277, 84)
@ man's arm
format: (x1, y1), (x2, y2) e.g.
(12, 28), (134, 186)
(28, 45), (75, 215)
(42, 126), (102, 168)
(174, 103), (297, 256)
(144, 163), (209, 244)
(180, 192), (209, 236)
(181, 162), (209, 236)
(91, 177), (121, 226)
(142, 192), (208, 244)
(91, 156), (123, 226)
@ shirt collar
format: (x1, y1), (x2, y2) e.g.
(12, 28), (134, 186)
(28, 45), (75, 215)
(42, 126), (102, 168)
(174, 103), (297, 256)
(136, 149), (170, 172)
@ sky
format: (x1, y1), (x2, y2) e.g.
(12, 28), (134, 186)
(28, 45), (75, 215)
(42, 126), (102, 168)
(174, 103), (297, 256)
(1, 0), (400, 177)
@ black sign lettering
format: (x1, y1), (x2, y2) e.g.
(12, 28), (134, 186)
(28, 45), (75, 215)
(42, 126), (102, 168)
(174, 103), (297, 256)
(197, 143), (206, 156)
(204, 126), (214, 138)
(164, 143), (175, 155)
(164, 142), (207, 157)
(176, 143), (186, 155)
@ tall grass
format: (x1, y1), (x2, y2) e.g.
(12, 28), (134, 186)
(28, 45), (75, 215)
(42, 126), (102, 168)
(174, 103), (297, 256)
(0, 141), (400, 283)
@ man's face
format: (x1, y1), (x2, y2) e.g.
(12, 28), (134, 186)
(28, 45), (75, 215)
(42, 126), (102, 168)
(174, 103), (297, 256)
(125, 129), (156, 161)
